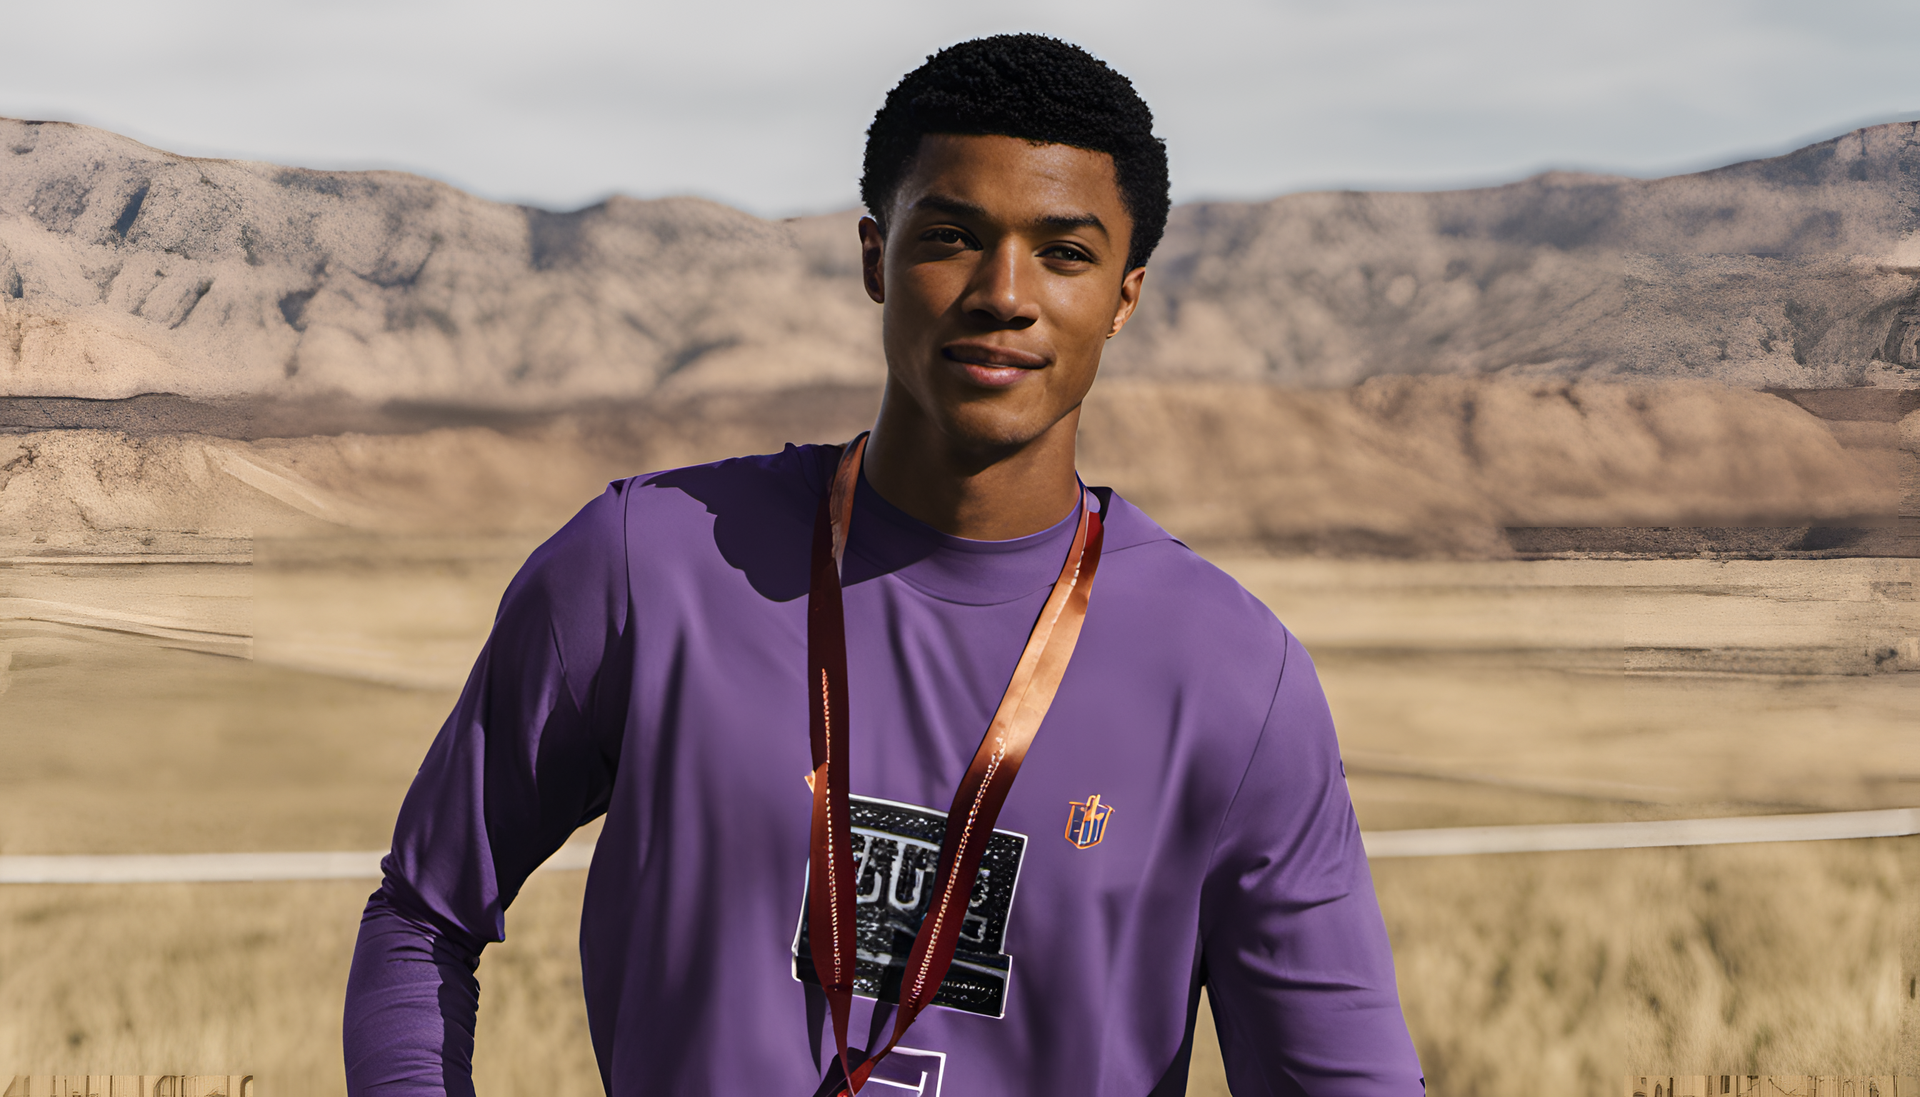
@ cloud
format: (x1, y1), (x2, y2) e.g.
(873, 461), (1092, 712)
(3, 0), (1916, 213)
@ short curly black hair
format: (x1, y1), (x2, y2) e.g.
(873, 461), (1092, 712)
(861, 35), (1170, 272)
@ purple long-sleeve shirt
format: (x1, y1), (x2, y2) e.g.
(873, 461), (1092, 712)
(343, 444), (1423, 1096)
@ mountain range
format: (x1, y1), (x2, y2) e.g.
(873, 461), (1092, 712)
(3, 116), (1917, 409)
(0, 117), (1913, 558)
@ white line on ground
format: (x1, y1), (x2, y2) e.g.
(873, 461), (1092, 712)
(1359, 807), (1920, 858)
(2, 810), (1915, 883)
(0, 842), (596, 884)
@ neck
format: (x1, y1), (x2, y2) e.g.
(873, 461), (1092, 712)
(861, 392), (1083, 541)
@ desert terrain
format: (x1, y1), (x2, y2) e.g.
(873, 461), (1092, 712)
(2, 115), (1918, 1096)
(2, 534), (1913, 1096)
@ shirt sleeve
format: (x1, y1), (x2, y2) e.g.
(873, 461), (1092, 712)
(1199, 629), (1425, 1096)
(343, 482), (634, 1096)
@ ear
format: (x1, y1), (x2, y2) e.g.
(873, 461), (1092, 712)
(858, 216), (886, 304)
(1106, 265), (1148, 339)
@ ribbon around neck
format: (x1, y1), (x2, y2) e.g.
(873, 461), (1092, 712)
(804, 433), (1105, 1095)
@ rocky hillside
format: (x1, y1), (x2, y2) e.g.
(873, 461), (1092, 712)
(0, 118), (1913, 559)
(0, 377), (1903, 559)
(0, 118), (880, 405)
(1111, 124), (1920, 388)
(3, 117), (1918, 408)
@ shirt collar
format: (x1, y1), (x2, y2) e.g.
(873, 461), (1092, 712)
(841, 466), (1084, 607)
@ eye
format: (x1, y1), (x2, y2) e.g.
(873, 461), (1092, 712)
(923, 227), (973, 247)
(1041, 244), (1094, 264)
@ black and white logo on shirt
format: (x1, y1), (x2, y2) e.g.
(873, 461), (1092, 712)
(792, 794), (1028, 1019)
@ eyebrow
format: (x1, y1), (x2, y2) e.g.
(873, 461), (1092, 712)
(911, 194), (1111, 239)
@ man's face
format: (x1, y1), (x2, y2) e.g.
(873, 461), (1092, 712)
(860, 134), (1146, 456)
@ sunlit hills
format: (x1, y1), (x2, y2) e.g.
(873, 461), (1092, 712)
(0, 116), (1913, 556)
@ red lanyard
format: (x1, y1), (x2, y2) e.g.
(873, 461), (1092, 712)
(805, 433), (1104, 1096)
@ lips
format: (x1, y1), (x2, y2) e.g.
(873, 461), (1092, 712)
(942, 342), (1048, 387)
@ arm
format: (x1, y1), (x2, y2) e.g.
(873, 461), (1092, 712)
(1200, 630), (1424, 1096)
(343, 483), (634, 1096)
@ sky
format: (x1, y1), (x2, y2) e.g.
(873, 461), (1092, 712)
(2, 0), (1917, 217)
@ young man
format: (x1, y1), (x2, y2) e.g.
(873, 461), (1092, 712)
(343, 35), (1424, 1097)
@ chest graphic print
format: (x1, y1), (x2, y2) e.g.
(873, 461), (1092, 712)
(792, 794), (1028, 1019)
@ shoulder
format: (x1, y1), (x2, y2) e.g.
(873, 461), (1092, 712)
(600, 442), (839, 561)
(497, 480), (634, 663)
(499, 443), (838, 684)
(1092, 489), (1293, 662)
(510, 443), (833, 617)
(626, 443), (834, 529)
(1077, 490), (1304, 748)
(612, 443), (839, 604)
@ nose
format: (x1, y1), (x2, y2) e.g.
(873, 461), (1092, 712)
(958, 238), (1039, 327)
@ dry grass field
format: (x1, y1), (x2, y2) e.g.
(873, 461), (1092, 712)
(1, 540), (1914, 1095)
(4, 109), (1917, 1095)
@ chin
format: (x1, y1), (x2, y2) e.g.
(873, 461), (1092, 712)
(936, 404), (1066, 455)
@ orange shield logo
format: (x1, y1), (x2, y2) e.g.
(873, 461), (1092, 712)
(1065, 794), (1114, 849)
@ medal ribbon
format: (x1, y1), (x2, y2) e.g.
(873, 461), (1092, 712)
(806, 433), (1104, 1096)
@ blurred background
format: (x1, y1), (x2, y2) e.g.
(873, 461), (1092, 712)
(1, 1), (1917, 1094)
(6, 0), (1920, 214)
